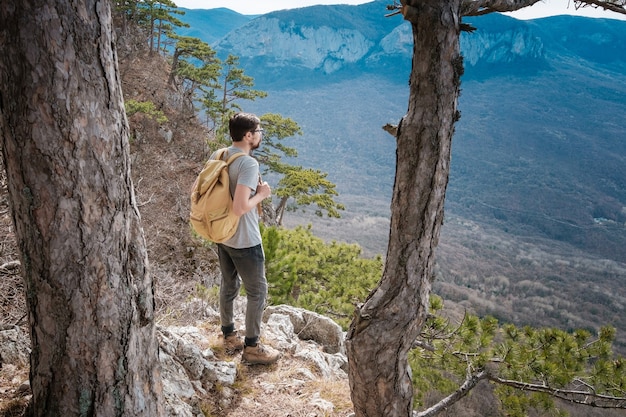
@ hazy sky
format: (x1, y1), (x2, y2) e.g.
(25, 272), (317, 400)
(174, 0), (626, 20)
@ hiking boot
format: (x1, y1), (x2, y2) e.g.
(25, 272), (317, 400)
(223, 331), (244, 352)
(242, 343), (281, 365)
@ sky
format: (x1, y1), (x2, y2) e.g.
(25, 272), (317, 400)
(174, 0), (626, 20)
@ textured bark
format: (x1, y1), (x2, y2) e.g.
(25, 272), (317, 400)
(345, 0), (462, 415)
(0, 1), (163, 416)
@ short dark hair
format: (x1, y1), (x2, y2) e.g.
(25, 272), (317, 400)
(229, 112), (261, 142)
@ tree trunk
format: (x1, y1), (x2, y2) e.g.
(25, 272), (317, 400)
(0, 1), (164, 416)
(168, 49), (182, 86)
(276, 195), (289, 226)
(346, 0), (462, 415)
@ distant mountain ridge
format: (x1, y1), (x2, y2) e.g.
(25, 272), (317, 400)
(179, 2), (625, 79)
(178, 7), (253, 44)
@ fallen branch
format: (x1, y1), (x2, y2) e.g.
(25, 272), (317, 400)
(0, 260), (21, 271)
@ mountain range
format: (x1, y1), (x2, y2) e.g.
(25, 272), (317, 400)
(176, 2), (626, 349)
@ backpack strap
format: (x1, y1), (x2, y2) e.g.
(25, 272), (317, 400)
(215, 148), (261, 214)
(215, 148), (229, 161)
(215, 148), (247, 165)
(226, 152), (246, 165)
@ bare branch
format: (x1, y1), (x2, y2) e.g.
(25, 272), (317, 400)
(382, 123), (398, 137)
(412, 339), (436, 352)
(461, 0), (542, 16)
(414, 371), (489, 417)
(412, 369), (626, 417)
(137, 193), (156, 207)
(461, 0), (626, 16)
(573, 0), (626, 15)
(0, 260), (21, 271)
(488, 375), (626, 408)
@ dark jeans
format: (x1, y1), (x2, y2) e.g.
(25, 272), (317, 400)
(217, 244), (267, 342)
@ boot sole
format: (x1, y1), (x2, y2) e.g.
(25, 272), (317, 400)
(241, 355), (280, 365)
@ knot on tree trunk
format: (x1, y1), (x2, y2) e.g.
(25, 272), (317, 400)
(401, 4), (420, 23)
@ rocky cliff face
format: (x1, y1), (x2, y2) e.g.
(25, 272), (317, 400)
(461, 19), (545, 67)
(212, 9), (546, 75)
(218, 17), (376, 73)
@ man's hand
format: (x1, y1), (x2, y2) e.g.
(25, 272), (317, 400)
(256, 181), (271, 200)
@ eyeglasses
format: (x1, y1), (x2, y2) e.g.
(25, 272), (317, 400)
(254, 128), (264, 134)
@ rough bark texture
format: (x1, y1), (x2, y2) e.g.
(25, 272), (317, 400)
(345, 0), (462, 415)
(0, 1), (163, 416)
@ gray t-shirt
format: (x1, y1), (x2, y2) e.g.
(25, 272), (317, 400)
(212, 146), (261, 249)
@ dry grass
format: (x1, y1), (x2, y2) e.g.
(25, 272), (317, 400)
(217, 355), (353, 417)
(0, 159), (24, 329)
(0, 361), (29, 416)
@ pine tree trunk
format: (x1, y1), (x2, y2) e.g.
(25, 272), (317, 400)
(0, 1), (164, 416)
(346, 0), (462, 415)
(276, 195), (289, 226)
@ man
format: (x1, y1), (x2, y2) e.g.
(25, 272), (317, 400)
(215, 112), (280, 365)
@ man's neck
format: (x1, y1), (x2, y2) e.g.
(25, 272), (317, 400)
(231, 142), (251, 154)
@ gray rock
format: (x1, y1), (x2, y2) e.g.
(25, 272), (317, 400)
(264, 304), (345, 354)
(0, 326), (29, 367)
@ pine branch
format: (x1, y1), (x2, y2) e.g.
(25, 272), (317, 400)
(488, 375), (626, 408)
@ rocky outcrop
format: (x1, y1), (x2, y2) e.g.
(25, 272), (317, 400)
(460, 18), (544, 67)
(264, 304), (345, 354)
(0, 325), (29, 368)
(1, 303), (350, 416)
(158, 302), (348, 416)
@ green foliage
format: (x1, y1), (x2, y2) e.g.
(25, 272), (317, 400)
(222, 55), (268, 108)
(113, 0), (190, 56)
(166, 35), (221, 117)
(124, 99), (168, 123)
(144, 0), (189, 54)
(113, 0), (144, 24)
(201, 54), (267, 142)
(257, 113), (302, 165)
(261, 225), (625, 415)
(169, 35), (219, 79)
(114, 0), (188, 54)
(262, 224), (382, 329)
(410, 296), (626, 416)
(193, 283), (219, 305)
(275, 167), (345, 224)
(177, 59), (220, 91)
(255, 113), (345, 224)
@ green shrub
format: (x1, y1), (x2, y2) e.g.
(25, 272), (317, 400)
(262, 224), (383, 329)
(125, 99), (168, 124)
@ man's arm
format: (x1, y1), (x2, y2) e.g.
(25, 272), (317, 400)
(232, 181), (271, 217)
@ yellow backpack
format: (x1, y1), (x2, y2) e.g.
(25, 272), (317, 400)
(190, 149), (245, 243)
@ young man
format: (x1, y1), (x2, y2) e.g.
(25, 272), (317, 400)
(215, 112), (280, 365)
